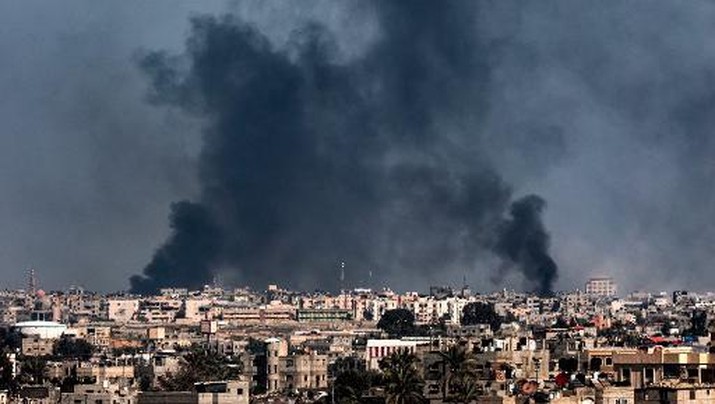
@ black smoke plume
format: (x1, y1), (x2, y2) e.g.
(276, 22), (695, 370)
(496, 195), (557, 295)
(130, 2), (559, 294)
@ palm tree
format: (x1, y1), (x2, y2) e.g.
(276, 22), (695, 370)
(438, 344), (476, 400)
(333, 369), (376, 403)
(379, 350), (425, 404)
(452, 376), (482, 404)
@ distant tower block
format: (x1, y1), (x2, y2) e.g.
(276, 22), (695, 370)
(27, 268), (37, 296)
(585, 277), (617, 297)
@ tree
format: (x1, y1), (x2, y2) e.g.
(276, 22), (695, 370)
(378, 309), (417, 337)
(159, 346), (240, 391)
(689, 310), (709, 337)
(461, 302), (503, 331)
(135, 363), (155, 391)
(18, 357), (47, 384)
(451, 376), (481, 404)
(54, 336), (94, 360)
(0, 328), (21, 352)
(332, 369), (379, 403)
(379, 350), (425, 404)
(0, 353), (17, 392)
(438, 345), (476, 401)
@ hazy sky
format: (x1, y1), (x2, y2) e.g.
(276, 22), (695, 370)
(3, 1), (715, 293)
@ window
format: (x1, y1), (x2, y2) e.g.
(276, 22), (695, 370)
(644, 368), (655, 384)
(690, 390), (697, 400)
(237, 388), (244, 395)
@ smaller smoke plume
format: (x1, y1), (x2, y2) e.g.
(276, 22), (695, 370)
(495, 195), (558, 295)
(130, 201), (222, 294)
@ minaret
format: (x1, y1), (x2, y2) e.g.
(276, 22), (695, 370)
(27, 268), (37, 296)
(339, 261), (345, 292)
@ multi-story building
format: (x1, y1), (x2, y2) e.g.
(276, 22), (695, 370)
(636, 386), (715, 404)
(22, 336), (54, 357)
(60, 382), (135, 404)
(296, 308), (351, 323)
(136, 380), (249, 404)
(278, 351), (328, 391)
(586, 277), (618, 297)
(107, 299), (139, 323)
(613, 346), (715, 388)
(365, 339), (428, 370)
(266, 338), (289, 392)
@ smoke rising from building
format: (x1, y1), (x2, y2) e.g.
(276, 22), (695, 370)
(496, 195), (557, 296)
(129, 2), (560, 295)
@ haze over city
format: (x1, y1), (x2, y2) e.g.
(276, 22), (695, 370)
(2, 1), (715, 294)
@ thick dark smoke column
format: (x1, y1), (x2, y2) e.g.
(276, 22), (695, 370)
(129, 2), (560, 294)
(496, 195), (557, 295)
(130, 202), (222, 291)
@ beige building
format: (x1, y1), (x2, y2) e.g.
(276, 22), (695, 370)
(266, 338), (289, 392)
(365, 339), (426, 370)
(586, 277), (617, 297)
(183, 298), (212, 322)
(60, 382), (135, 404)
(147, 326), (166, 341)
(636, 386), (715, 404)
(137, 380), (249, 404)
(75, 364), (134, 381)
(595, 382), (635, 404)
(278, 351), (328, 391)
(82, 326), (111, 348)
(613, 347), (715, 388)
(22, 336), (54, 357)
(107, 299), (139, 323)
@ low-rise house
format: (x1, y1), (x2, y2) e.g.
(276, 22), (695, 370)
(60, 381), (135, 404)
(137, 380), (249, 404)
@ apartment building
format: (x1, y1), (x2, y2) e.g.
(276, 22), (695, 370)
(107, 299), (139, 323)
(22, 336), (54, 357)
(278, 351), (329, 391)
(613, 347), (715, 388)
(586, 277), (618, 297)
